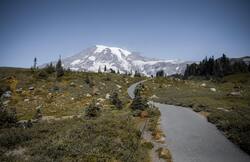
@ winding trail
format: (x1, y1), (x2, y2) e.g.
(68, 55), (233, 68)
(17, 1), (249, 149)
(128, 81), (250, 162)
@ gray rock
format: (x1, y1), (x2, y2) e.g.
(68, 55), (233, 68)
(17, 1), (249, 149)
(105, 93), (110, 99)
(29, 86), (34, 90)
(70, 82), (76, 87)
(210, 88), (216, 92)
(228, 91), (241, 96)
(16, 88), (23, 93)
(1, 91), (12, 98)
(24, 98), (29, 102)
(86, 93), (91, 97)
(3, 100), (10, 105)
(201, 83), (206, 87)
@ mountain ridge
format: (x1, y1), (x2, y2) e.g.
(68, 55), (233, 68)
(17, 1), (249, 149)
(41, 45), (193, 76)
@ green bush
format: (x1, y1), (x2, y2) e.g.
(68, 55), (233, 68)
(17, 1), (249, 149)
(37, 70), (48, 79)
(44, 62), (55, 74)
(0, 104), (17, 128)
(85, 101), (101, 118)
(130, 96), (148, 111)
(0, 128), (32, 149)
(110, 91), (123, 109)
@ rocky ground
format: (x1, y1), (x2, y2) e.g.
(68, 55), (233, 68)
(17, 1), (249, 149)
(0, 67), (171, 161)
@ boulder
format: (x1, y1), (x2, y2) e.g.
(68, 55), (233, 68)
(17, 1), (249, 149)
(3, 100), (10, 105)
(24, 98), (29, 102)
(36, 105), (42, 110)
(15, 88), (23, 93)
(70, 82), (76, 87)
(1, 91), (12, 98)
(29, 86), (34, 90)
(105, 93), (110, 99)
(97, 98), (105, 102)
(228, 91), (241, 97)
(86, 93), (91, 97)
(150, 94), (158, 99)
(201, 83), (206, 87)
(210, 88), (216, 92)
(116, 84), (122, 89)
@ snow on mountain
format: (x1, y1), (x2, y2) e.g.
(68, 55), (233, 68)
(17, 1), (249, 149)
(44, 45), (192, 76)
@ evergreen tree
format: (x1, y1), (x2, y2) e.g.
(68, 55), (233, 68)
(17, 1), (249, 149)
(219, 54), (231, 76)
(184, 54), (248, 78)
(34, 57), (37, 69)
(85, 75), (91, 84)
(110, 91), (122, 109)
(134, 70), (141, 77)
(45, 62), (55, 74)
(110, 68), (116, 73)
(156, 70), (164, 77)
(56, 56), (64, 77)
(104, 65), (107, 72)
(232, 61), (248, 73)
(130, 95), (148, 111)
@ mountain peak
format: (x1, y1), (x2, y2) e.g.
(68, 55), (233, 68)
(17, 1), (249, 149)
(44, 45), (192, 76)
(94, 45), (131, 57)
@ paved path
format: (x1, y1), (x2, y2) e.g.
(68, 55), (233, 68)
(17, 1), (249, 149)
(128, 81), (250, 162)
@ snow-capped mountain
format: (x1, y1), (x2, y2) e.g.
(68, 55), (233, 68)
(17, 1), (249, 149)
(49, 45), (192, 76)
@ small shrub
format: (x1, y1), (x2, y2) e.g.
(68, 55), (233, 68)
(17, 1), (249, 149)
(85, 76), (90, 84)
(130, 96), (148, 111)
(33, 108), (42, 120)
(85, 101), (101, 118)
(0, 104), (17, 128)
(37, 70), (48, 79)
(142, 141), (154, 149)
(44, 62), (55, 74)
(110, 91), (122, 109)
(0, 128), (32, 149)
(56, 58), (64, 77)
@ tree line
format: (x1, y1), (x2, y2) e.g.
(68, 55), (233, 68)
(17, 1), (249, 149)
(184, 54), (250, 78)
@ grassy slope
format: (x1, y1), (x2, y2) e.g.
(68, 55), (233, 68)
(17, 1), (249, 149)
(143, 73), (250, 154)
(0, 68), (152, 161)
(0, 68), (143, 120)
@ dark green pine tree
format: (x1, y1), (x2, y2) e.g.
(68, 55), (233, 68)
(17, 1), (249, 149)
(156, 70), (164, 77)
(130, 95), (148, 111)
(56, 56), (64, 77)
(34, 57), (37, 69)
(110, 91), (122, 109)
(45, 62), (55, 74)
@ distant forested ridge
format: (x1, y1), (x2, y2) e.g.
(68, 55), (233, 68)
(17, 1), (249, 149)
(184, 54), (250, 78)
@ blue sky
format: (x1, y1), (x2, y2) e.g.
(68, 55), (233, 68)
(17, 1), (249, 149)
(0, 0), (249, 67)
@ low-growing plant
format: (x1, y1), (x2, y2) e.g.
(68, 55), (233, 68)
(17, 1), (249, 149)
(85, 101), (101, 118)
(0, 104), (17, 128)
(110, 91), (123, 109)
(130, 95), (148, 111)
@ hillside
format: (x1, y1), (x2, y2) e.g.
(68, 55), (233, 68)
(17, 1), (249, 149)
(0, 67), (164, 161)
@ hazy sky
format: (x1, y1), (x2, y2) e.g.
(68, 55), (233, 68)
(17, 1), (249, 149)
(0, 0), (249, 67)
